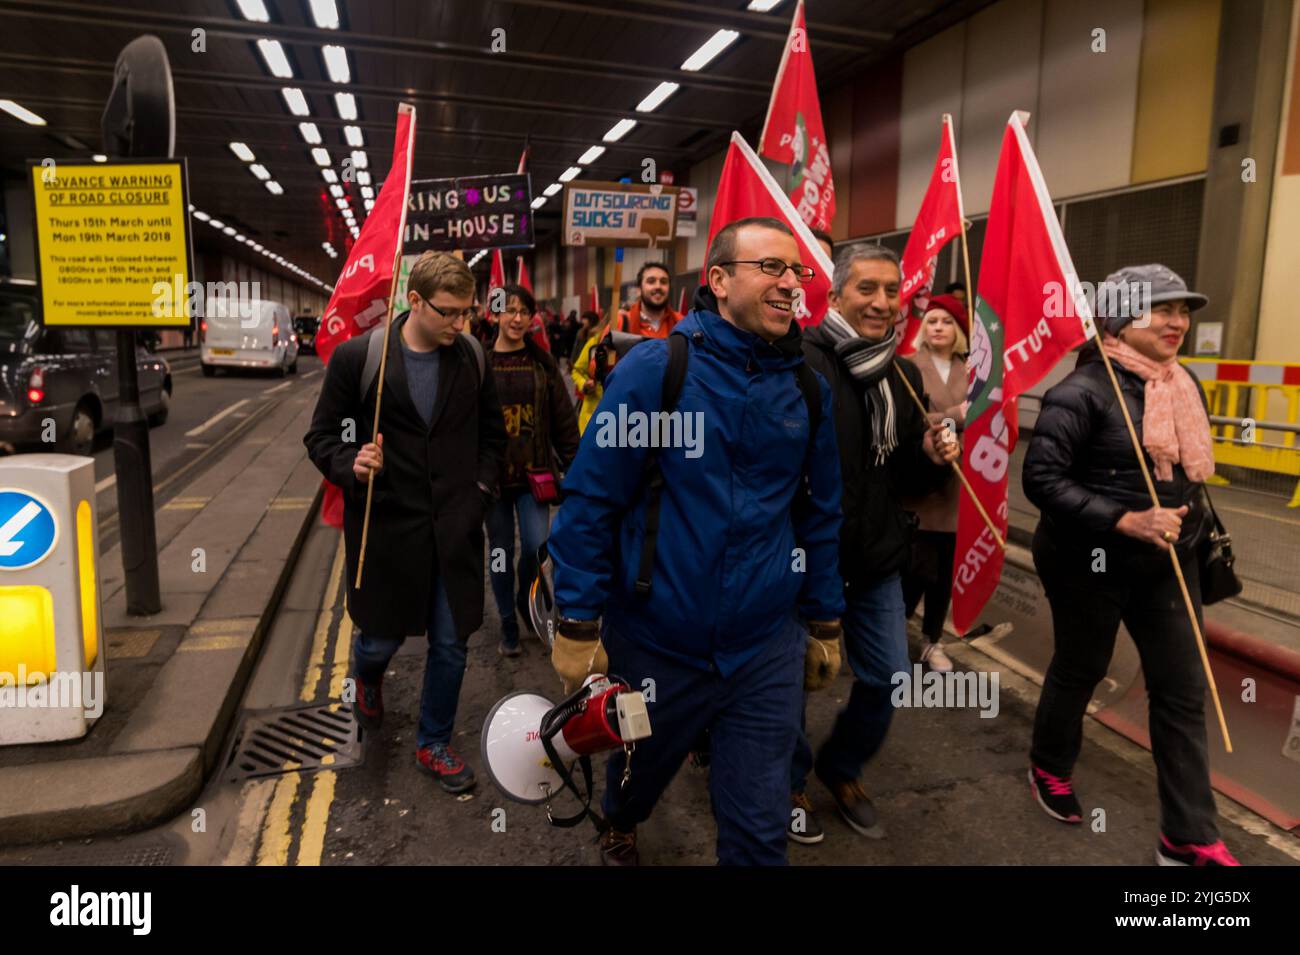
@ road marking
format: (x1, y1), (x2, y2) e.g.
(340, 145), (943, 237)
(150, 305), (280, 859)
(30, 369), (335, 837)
(302, 370), (322, 380)
(185, 398), (250, 437)
(95, 474), (116, 493)
(177, 634), (251, 652)
(1216, 503), (1300, 529)
(264, 381), (293, 395)
(296, 771), (337, 866)
(301, 536), (346, 702)
(224, 779), (277, 866)
(255, 773), (303, 866)
(329, 615), (353, 702)
(191, 617), (257, 634)
(161, 498), (209, 511)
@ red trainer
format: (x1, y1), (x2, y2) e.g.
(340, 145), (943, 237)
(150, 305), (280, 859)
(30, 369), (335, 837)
(416, 743), (477, 794)
(352, 675), (384, 731)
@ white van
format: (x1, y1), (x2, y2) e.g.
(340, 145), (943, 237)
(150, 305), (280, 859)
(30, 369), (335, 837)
(200, 298), (299, 377)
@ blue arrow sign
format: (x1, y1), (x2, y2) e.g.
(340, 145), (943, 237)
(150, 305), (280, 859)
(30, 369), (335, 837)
(0, 489), (58, 570)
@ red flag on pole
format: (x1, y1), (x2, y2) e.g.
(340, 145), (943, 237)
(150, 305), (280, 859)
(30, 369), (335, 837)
(897, 114), (964, 356)
(589, 283), (599, 316)
(516, 256), (533, 293)
(951, 112), (1096, 633)
(706, 131), (834, 328)
(758, 0), (835, 232)
(316, 103), (417, 528)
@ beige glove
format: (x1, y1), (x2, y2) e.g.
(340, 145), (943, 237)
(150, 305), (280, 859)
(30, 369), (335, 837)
(552, 619), (608, 695)
(804, 620), (843, 692)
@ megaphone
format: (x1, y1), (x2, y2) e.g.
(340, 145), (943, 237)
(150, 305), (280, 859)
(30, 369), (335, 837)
(481, 675), (652, 826)
(527, 541), (556, 649)
(593, 329), (646, 384)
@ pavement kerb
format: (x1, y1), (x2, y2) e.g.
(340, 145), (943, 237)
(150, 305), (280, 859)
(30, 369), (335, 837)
(0, 403), (325, 846)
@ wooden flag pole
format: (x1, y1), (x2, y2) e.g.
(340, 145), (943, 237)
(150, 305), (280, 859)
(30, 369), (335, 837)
(892, 360), (1005, 550)
(355, 103), (416, 590)
(1092, 339), (1232, 753)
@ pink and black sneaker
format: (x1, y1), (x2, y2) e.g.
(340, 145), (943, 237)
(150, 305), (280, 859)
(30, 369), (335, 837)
(1028, 765), (1083, 823)
(1156, 834), (1240, 866)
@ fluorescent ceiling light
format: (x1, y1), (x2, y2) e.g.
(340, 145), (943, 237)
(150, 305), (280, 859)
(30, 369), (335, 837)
(298, 122), (322, 144)
(0, 99), (46, 126)
(531, 197), (546, 210)
(577, 145), (606, 165)
(329, 184), (344, 198)
(256, 39), (294, 78)
(222, 226), (236, 236)
(249, 163), (271, 180)
(558, 166), (581, 182)
(228, 142), (255, 162)
(193, 210), (211, 222)
(322, 45), (350, 83)
(356, 170), (371, 185)
(344, 125), (364, 147)
(681, 30), (740, 71)
(603, 118), (637, 142)
(747, 0), (784, 11)
(236, 0), (270, 21)
(91, 154), (107, 162)
(360, 185), (374, 199)
(636, 82), (679, 113)
(234, 233), (246, 242)
(209, 219), (225, 229)
(309, 0), (340, 29)
(311, 147), (331, 166)
(253, 243), (264, 251)
(364, 199), (375, 211)
(265, 181), (284, 195)
(335, 197), (349, 210)
(281, 87), (310, 116)
(543, 182), (562, 197)
(321, 242), (332, 249)
(321, 168), (339, 183)
(350, 150), (368, 169)
(334, 92), (357, 120)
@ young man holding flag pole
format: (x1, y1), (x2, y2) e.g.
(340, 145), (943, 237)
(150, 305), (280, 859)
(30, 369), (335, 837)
(305, 102), (507, 795)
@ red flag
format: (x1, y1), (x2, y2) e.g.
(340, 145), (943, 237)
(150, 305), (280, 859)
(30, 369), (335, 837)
(489, 248), (506, 302)
(951, 112), (1096, 633)
(706, 131), (834, 328)
(897, 114), (964, 356)
(516, 256), (533, 293)
(316, 103), (417, 528)
(677, 285), (688, 315)
(589, 283), (599, 316)
(758, 0), (835, 232)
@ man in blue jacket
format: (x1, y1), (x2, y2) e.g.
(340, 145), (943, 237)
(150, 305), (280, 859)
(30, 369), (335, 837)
(546, 217), (846, 866)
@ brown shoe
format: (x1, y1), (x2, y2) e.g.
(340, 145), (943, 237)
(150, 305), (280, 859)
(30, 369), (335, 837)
(599, 826), (639, 866)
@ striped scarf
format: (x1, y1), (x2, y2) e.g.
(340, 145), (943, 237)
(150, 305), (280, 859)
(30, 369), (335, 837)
(821, 308), (898, 465)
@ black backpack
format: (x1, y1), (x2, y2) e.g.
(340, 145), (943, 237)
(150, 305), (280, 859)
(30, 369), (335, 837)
(357, 318), (484, 400)
(634, 331), (822, 596)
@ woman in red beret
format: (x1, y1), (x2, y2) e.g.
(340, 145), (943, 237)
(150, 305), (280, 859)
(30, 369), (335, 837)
(901, 294), (969, 671)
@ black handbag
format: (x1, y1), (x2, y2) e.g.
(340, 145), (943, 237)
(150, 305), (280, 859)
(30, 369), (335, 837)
(1197, 486), (1242, 605)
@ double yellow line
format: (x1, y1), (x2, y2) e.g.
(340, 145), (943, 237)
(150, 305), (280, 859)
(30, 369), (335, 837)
(255, 534), (350, 867)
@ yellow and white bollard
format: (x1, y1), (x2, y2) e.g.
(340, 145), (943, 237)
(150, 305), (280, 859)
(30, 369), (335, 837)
(0, 454), (105, 744)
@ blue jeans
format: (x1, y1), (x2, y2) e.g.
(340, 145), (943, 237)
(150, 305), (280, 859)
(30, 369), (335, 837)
(602, 620), (804, 865)
(485, 490), (551, 647)
(352, 578), (465, 750)
(792, 572), (910, 791)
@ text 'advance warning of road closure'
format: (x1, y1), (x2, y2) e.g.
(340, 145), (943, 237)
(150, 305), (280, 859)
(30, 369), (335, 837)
(29, 160), (192, 328)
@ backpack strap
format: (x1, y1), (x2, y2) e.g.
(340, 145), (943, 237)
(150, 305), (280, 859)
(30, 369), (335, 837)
(359, 319), (484, 402)
(634, 332), (689, 597)
(359, 322), (386, 401)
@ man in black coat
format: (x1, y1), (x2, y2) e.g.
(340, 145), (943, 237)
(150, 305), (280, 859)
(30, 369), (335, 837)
(790, 243), (958, 843)
(304, 251), (506, 794)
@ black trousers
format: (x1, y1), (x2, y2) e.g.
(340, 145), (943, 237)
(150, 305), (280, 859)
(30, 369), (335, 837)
(1030, 525), (1219, 845)
(902, 530), (956, 642)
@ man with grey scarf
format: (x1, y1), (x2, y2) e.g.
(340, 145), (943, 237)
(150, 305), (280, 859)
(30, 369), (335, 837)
(789, 243), (959, 845)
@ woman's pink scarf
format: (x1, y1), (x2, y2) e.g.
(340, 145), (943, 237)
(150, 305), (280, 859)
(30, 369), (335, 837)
(1102, 338), (1215, 483)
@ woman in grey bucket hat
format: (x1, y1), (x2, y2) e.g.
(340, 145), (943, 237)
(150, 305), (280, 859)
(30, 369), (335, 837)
(1022, 263), (1237, 866)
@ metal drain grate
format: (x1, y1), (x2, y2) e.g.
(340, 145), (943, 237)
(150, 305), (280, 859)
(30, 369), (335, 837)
(224, 702), (362, 782)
